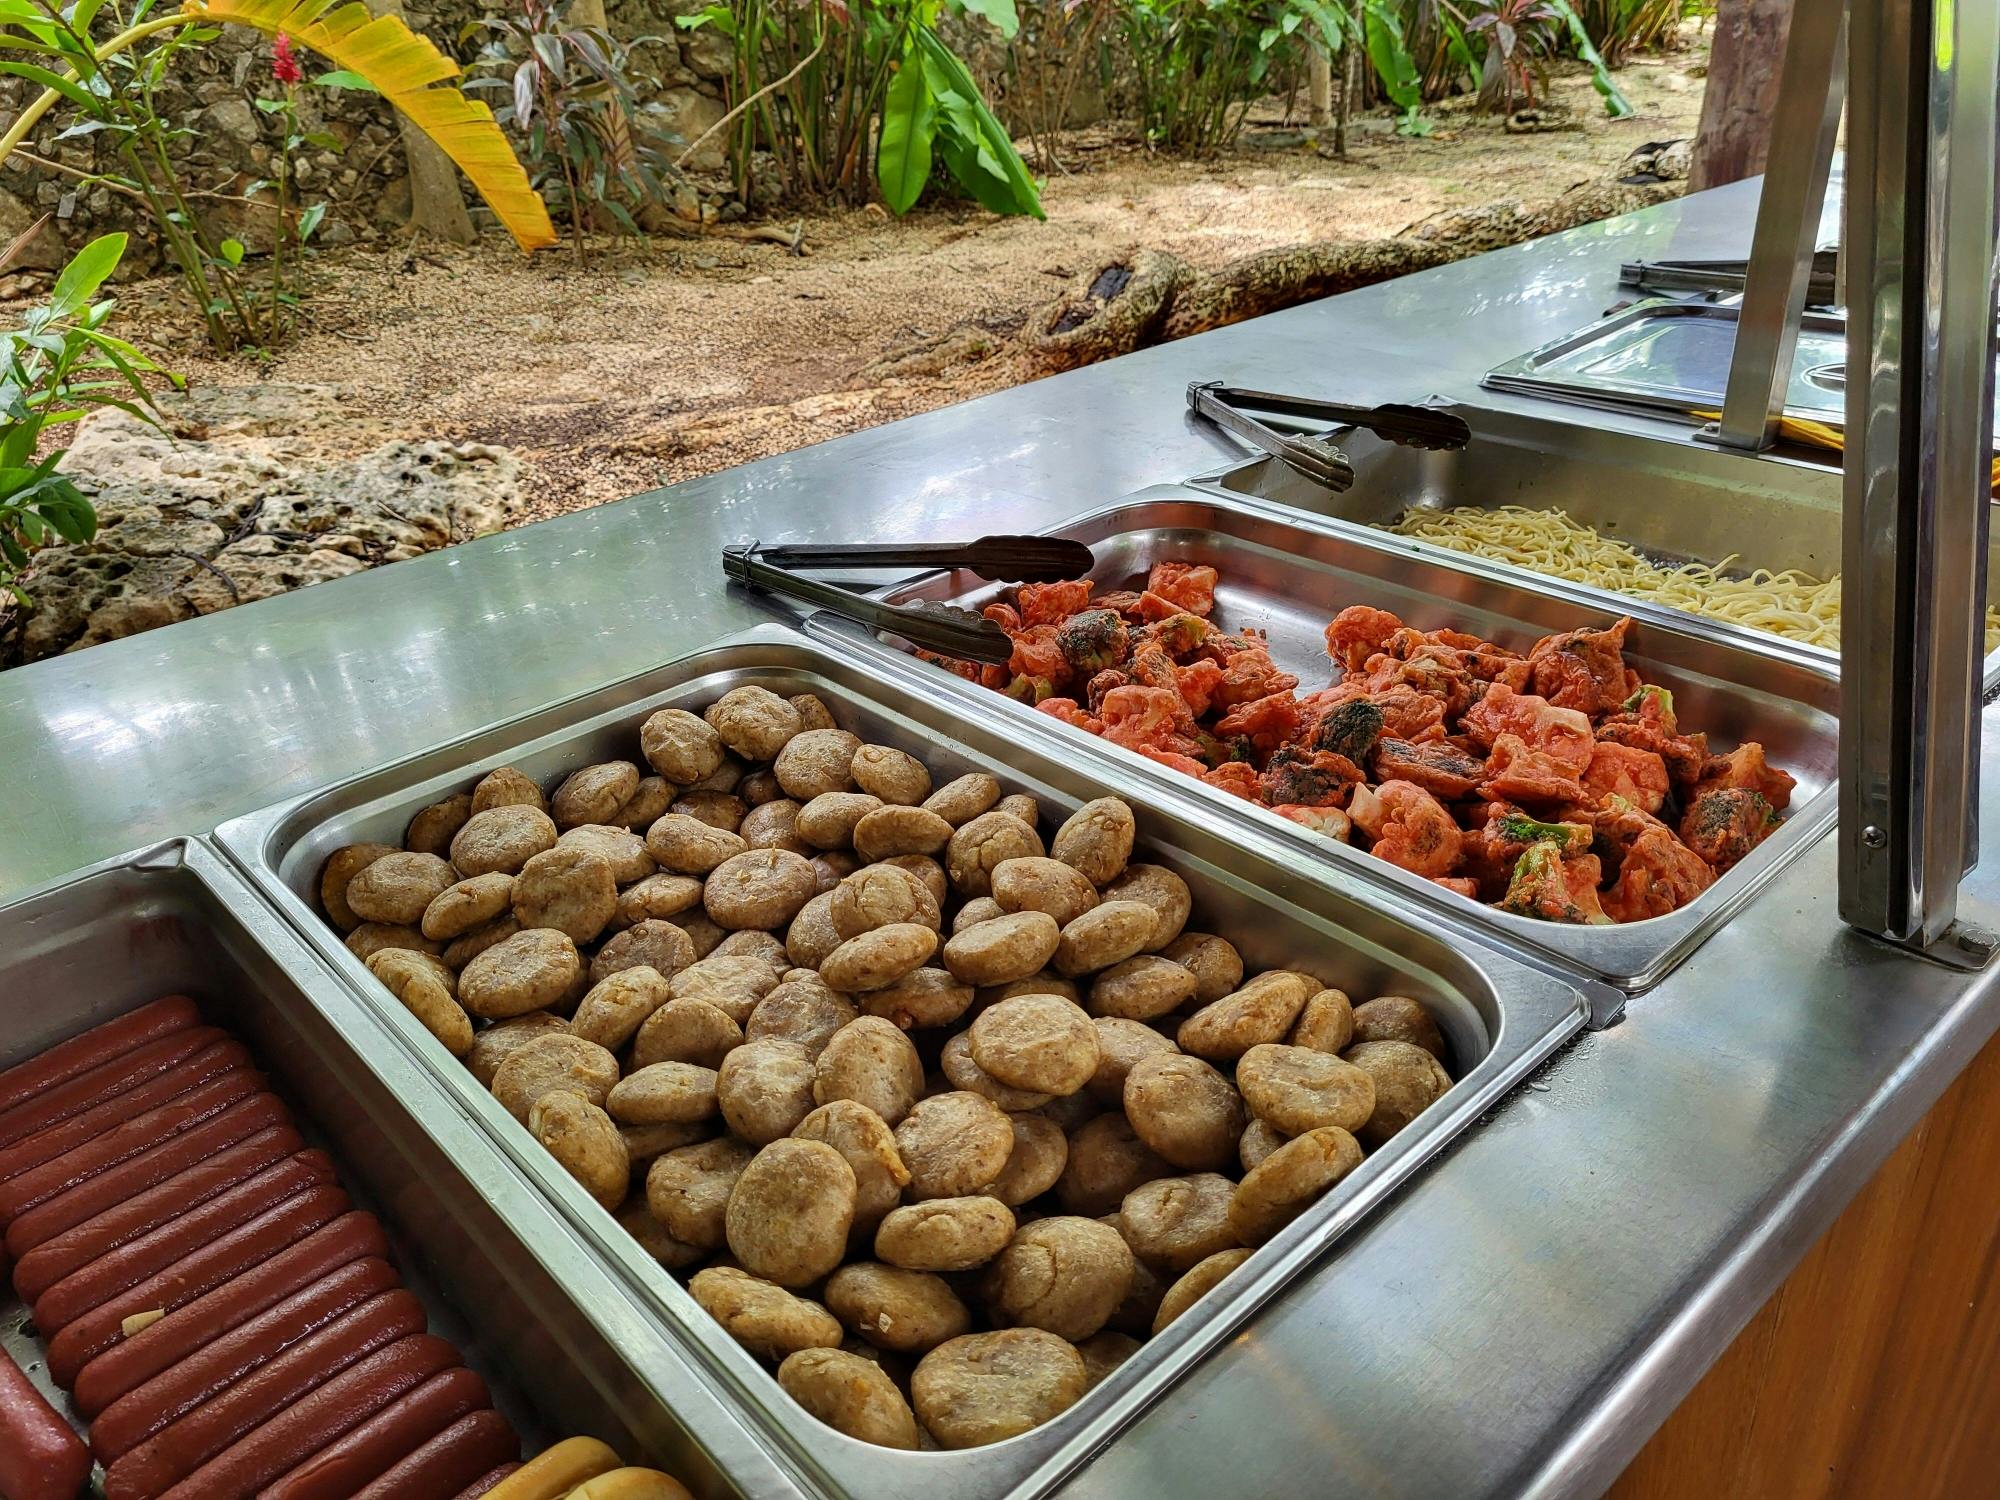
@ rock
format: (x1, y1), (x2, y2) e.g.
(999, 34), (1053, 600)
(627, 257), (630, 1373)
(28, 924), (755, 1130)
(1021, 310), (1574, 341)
(3, 384), (527, 665)
(201, 98), (260, 146)
(0, 188), (63, 269)
(651, 90), (728, 171)
(182, 534), (370, 613)
(254, 440), (523, 550)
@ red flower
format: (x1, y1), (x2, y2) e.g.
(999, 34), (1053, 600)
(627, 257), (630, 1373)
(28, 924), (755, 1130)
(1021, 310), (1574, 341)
(272, 33), (303, 85)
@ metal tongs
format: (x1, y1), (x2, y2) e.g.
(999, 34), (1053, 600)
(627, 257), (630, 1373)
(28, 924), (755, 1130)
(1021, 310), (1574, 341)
(1186, 382), (1472, 493)
(1619, 251), (1841, 307)
(722, 536), (1095, 664)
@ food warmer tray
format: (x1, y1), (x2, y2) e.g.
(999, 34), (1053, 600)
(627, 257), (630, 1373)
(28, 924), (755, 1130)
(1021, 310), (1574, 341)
(216, 623), (1589, 1500)
(855, 489), (1841, 994)
(0, 837), (794, 1500)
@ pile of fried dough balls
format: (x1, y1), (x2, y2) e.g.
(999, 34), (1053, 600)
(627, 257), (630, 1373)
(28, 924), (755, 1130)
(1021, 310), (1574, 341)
(320, 685), (1455, 1450)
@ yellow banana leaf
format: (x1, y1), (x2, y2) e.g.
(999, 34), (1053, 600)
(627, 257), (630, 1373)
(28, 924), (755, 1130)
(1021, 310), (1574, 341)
(181, 0), (556, 251)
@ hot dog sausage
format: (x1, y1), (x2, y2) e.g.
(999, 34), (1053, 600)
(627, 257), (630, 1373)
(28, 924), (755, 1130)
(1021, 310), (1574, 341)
(0, 1349), (91, 1500)
(72, 1209), (391, 1418)
(450, 1461), (523, 1499)
(262, 1365), (492, 1500)
(10, 1128), (307, 1302)
(0, 996), (200, 1114)
(0, 1042), (253, 1185)
(6, 1093), (294, 1258)
(352, 1410), (519, 1500)
(35, 1149), (337, 1333)
(103, 1290), (430, 1500)
(153, 1333), (462, 1500)
(48, 1181), (350, 1386)
(0, 1068), (268, 1224)
(90, 1254), (399, 1465)
(0, 1025), (225, 1151)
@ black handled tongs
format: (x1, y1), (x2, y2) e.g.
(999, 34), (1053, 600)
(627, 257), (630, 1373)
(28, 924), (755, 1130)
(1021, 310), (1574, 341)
(1187, 383), (1471, 493)
(721, 536), (1094, 665)
(1619, 251), (1840, 307)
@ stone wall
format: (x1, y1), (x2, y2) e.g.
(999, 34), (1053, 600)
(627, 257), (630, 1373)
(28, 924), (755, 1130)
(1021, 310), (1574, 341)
(0, 1), (736, 271)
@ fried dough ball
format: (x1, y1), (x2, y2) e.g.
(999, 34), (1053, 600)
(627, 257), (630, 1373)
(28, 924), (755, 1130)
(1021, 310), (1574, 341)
(1350, 995), (1448, 1060)
(911, 1329), (1087, 1449)
(1229, 1125), (1364, 1245)
(850, 745), (931, 806)
(1050, 798), (1136, 886)
(552, 762), (641, 830)
(1119, 1173), (1239, 1273)
(1088, 1018), (1178, 1106)
(778, 1348), (922, 1449)
(422, 872), (515, 942)
(1160, 932), (1244, 1005)
(820, 923), (938, 994)
(1053, 901), (1157, 977)
(717, 1037), (818, 1144)
(945, 812), (1044, 898)
(985, 1216), (1134, 1341)
(640, 708), (724, 784)
(460, 928), (583, 1019)
(1152, 1248), (1253, 1335)
(725, 1138), (857, 1287)
(320, 843), (397, 931)
(826, 1263), (971, 1355)
(632, 995), (741, 1069)
(471, 766), (546, 815)
(894, 1091), (1014, 1200)
(1100, 863), (1192, 949)
(365, 948), (472, 1057)
(452, 806), (557, 878)
(793, 1100), (910, 1227)
(983, 1111), (1064, 1206)
(491, 1033), (619, 1122)
(922, 773), (1002, 826)
(647, 1137), (757, 1250)
(858, 967), (974, 1031)
(814, 1018), (925, 1126)
(1290, 988), (1356, 1055)
(466, 1011), (568, 1088)
(1176, 971), (1320, 1061)
(1342, 1039), (1453, 1146)
(940, 1032), (1051, 1112)
(608, 1061), (719, 1126)
(875, 1198), (1017, 1272)
(942, 912), (1062, 987)
(346, 852), (456, 927)
(711, 687), (806, 762)
(774, 727), (862, 799)
(1121, 1054), (1244, 1171)
(1057, 1113), (1172, 1216)
(968, 994), (1099, 1096)
(589, 918), (697, 987)
(1235, 1043), (1376, 1136)
(511, 845), (618, 945)
(529, 1089), (628, 1210)
(705, 849), (818, 931)
(405, 795), (472, 858)
(1075, 1331), (1142, 1388)
(748, 980), (858, 1058)
(690, 1267), (841, 1360)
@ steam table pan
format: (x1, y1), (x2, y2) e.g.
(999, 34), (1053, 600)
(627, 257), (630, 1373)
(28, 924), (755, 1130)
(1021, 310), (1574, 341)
(216, 623), (1588, 1500)
(0, 838), (794, 1500)
(856, 487), (1842, 993)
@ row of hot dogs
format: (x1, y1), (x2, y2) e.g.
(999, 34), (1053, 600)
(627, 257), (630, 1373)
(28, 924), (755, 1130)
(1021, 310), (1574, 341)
(0, 995), (692, 1500)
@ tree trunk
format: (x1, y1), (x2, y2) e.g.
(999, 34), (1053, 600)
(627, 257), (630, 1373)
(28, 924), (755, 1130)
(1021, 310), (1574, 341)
(370, 0), (475, 243)
(1688, 0), (1792, 192)
(1308, 48), (1334, 131)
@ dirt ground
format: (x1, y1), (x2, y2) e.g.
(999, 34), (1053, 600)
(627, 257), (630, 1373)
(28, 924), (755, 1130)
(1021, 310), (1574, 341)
(127, 45), (1708, 523)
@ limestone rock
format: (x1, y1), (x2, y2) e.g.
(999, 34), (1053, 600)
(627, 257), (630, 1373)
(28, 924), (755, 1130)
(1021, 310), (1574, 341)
(181, 534), (370, 613)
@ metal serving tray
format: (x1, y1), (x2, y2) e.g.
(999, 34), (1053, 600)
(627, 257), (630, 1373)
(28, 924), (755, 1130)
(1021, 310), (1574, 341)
(0, 838), (792, 1500)
(861, 489), (1841, 993)
(1198, 400), (1850, 592)
(216, 624), (1588, 1500)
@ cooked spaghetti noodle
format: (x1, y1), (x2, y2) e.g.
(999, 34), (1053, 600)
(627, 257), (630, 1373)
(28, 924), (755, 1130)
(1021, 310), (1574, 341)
(1384, 504), (2000, 654)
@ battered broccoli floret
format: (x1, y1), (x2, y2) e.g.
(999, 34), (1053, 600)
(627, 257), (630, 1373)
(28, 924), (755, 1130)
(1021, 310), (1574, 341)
(1495, 811), (1591, 854)
(1620, 684), (1675, 718)
(1145, 612), (1210, 658)
(1056, 609), (1130, 674)
(1312, 700), (1385, 762)
(1004, 674), (1058, 704)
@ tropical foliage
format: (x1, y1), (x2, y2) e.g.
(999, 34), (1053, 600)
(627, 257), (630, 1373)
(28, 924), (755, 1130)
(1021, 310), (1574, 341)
(0, 0), (553, 351)
(677, 0), (1041, 217)
(1, 230), (169, 602)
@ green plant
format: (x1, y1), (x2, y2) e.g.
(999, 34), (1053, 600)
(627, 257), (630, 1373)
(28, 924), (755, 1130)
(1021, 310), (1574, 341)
(1574, 0), (1705, 65)
(1, 230), (171, 603)
(1005, 0), (1113, 173)
(469, 0), (684, 253)
(0, 0), (553, 353)
(681, 0), (1038, 216)
(1121, 0), (1282, 154)
(1465, 0), (1557, 112)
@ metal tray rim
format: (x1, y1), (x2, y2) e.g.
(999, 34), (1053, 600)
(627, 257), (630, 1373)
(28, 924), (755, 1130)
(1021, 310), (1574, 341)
(214, 622), (1589, 1500)
(859, 486), (1842, 993)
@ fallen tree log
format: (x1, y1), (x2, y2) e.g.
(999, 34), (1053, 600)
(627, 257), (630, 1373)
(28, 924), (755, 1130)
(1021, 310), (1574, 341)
(1016, 141), (1689, 371)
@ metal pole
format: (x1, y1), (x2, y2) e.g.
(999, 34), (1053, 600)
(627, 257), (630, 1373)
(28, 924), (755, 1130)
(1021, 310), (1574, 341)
(1838, 0), (2000, 953)
(1714, 1), (1847, 452)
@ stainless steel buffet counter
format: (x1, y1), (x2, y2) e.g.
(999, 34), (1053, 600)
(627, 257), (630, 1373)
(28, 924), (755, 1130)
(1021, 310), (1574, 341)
(6, 173), (1999, 1498)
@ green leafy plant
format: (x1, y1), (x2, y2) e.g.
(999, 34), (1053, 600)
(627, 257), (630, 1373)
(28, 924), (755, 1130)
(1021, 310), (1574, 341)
(1120, 0), (1284, 154)
(680, 0), (1039, 216)
(1464, 0), (1557, 112)
(468, 0), (685, 254)
(1004, 0), (1114, 174)
(0, 0), (553, 353)
(1, 229), (172, 603)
